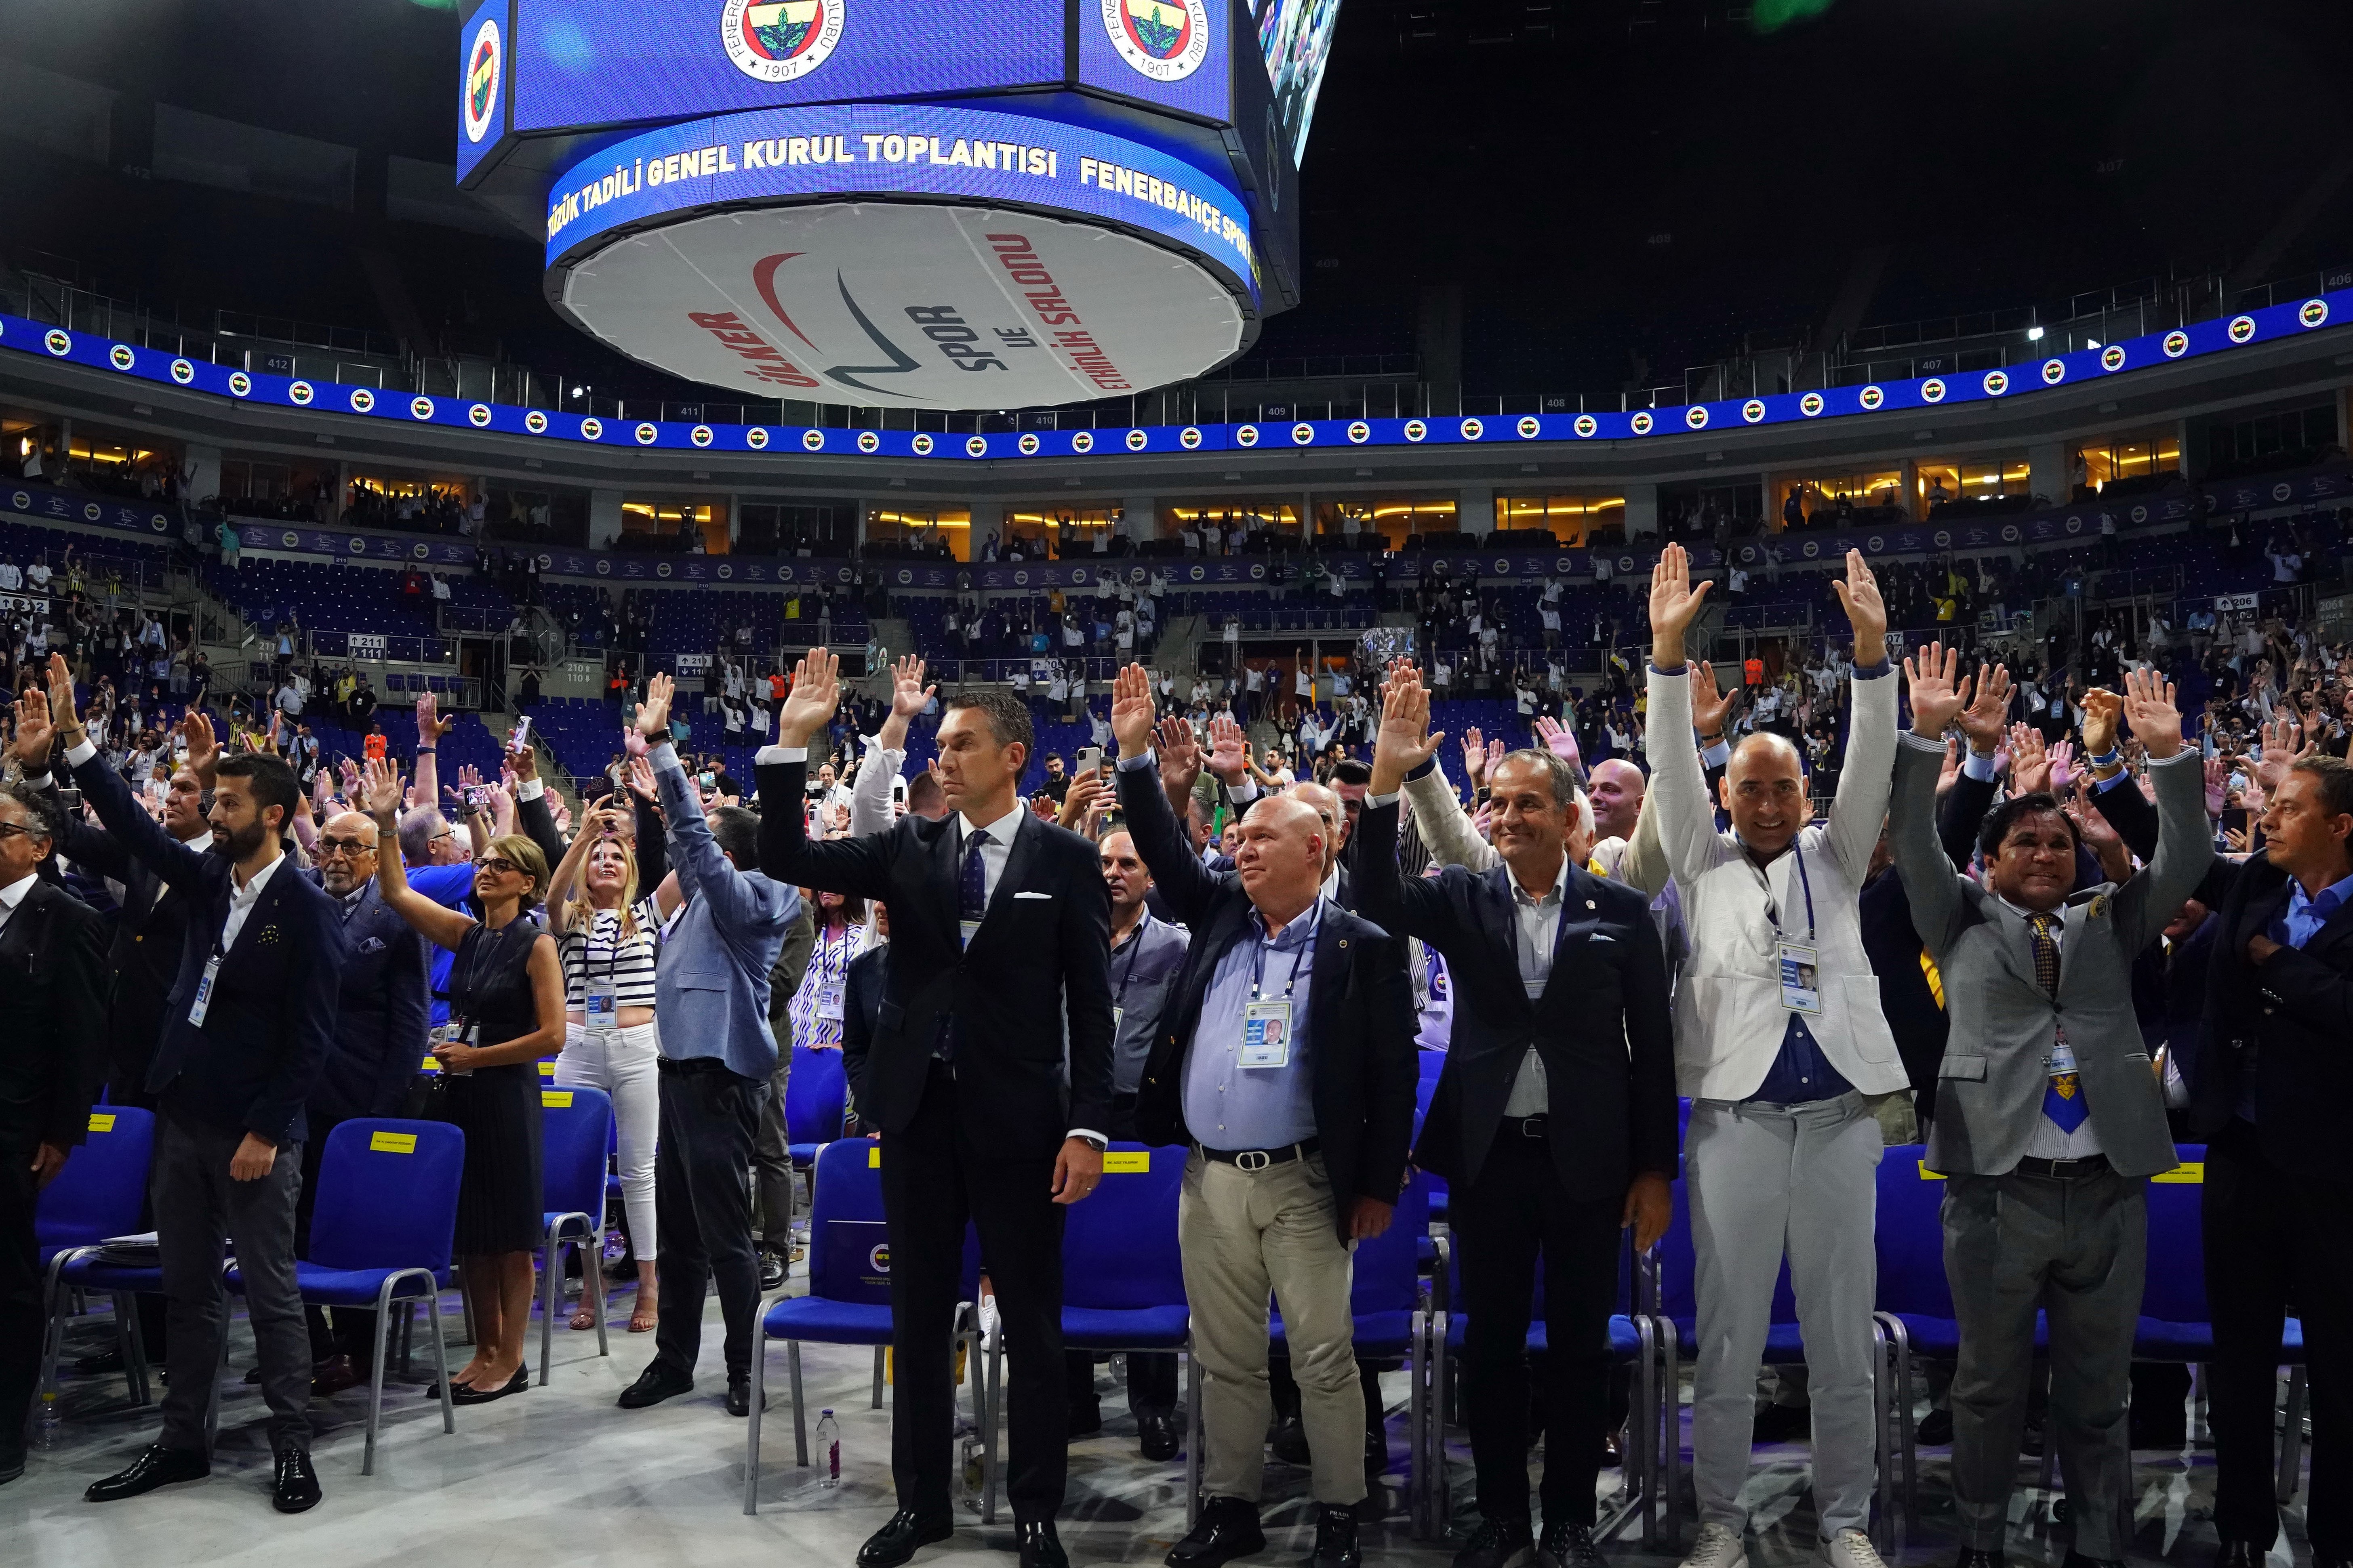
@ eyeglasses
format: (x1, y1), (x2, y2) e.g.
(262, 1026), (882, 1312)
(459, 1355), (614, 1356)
(316, 837), (373, 858)
(0, 823), (36, 842)
(477, 856), (522, 876)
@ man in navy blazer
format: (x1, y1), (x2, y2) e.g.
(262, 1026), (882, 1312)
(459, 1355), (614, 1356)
(301, 809), (429, 1392)
(24, 659), (343, 1514)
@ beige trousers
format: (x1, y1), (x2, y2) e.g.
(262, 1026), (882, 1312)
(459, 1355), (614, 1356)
(1179, 1149), (1366, 1505)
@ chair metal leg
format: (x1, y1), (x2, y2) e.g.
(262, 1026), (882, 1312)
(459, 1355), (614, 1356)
(124, 1290), (154, 1406)
(398, 1300), (415, 1376)
(2277, 1366), (2308, 1505)
(873, 1344), (886, 1410)
(537, 1230), (559, 1387)
(364, 1276), (397, 1477)
(588, 1244), (609, 1358)
(1183, 1338), (1202, 1530)
(37, 1251), (77, 1427)
(1892, 1324), (1919, 1533)
(1869, 1324), (1895, 1551)
(1658, 1316), (1684, 1556)
(1407, 1309), (1428, 1541)
(983, 1332), (1004, 1524)
(1426, 1309), (1448, 1537)
(204, 1309), (230, 1453)
(1634, 1316), (1662, 1550)
(789, 1341), (809, 1466)
(744, 1328), (769, 1515)
(427, 1289), (456, 1434)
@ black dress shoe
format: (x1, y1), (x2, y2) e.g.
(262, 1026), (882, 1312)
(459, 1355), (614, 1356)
(271, 1443), (321, 1514)
(2212, 1543), (2265, 1568)
(1451, 1516), (1535, 1568)
(1538, 1522), (1605, 1568)
(85, 1444), (210, 1502)
(616, 1360), (694, 1409)
(452, 1366), (530, 1404)
(1269, 1415), (1310, 1465)
(857, 1509), (954, 1568)
(242, 1365), (264, 1385)
(1915, 1407), (1954, 1446)
(311, 1354), (365, 1398)
(1949, 1549), (2004, 1568)
(1751, 1404), (1809, 1442)
(1306, 1503), (1359, 1568)
(0, 1450), (25, 1486)
(726, 1377), (759, 1417)
(1019, 1519), (1070, 1568)
(1138, 1408), (1180, 1461)
(1068, 1398), (1103, 1438)
(758, 1252), (787, 1291)
(1364, 1423), (1388, 1482)
(1166, 1494), (1266, 1568)
(73, 1348), (126, 1376)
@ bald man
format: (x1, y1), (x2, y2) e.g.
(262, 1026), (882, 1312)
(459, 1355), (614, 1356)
(1288, 780), (1357, 910)
(1109, 666), (1416, 1568)
(299, 809), (430, 1391)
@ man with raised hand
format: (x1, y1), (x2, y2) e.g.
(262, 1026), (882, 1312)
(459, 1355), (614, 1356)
(1646, 544), (1903, 1568)
(754, 649), (1112, 1568)
(1105, 662), (1415, 1568)
(1892, 654), (2206, 1568)
(1357, 662), (1675, 1568)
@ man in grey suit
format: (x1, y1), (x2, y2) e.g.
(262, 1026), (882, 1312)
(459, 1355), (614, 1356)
(615, 673), (803, 1420)
(1892, 651), (2210, 1568)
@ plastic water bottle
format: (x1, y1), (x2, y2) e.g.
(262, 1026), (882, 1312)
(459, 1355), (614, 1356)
(816, 1409), (840, 1487)
(35, 1389), (60, 1452)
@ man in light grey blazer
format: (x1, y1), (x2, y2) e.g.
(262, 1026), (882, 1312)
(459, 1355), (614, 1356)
(617, 673), (803, 1421)
(1892, 652), (2209, 1568)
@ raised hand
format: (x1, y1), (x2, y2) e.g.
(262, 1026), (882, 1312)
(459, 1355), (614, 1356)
(415, 690), (454, 744)
(1689, 660), (1737, 738)
(625, 756), (658, 802)
(2119, 666), (2183, 760)
(1155, 715), (1203, 798)
(1956, 662), (2014, 755)
(1901, 640), (1971, 738)
(1461, 727), (1488, 786)
(890, 654), (934, 719)
(1829, 549), (1888, 666)
(2204, 755), (2229, 816)
(1647, 542), (1713, 665)
(11, 692), (53, 766)
(2254, 712), (2315, 791)
(1056, 772), (1107, 830)
(2008, 723), (2052, 795)
(774, 649), (840, 747)
(1533, 715), (1582, 771)
(622, 724), (648, 760)
(1205, 713), (1249, 784)
(44, 654), (82, 742)
(1371, 665), (1441, 795)
(2048, 739), (2077, 795)
(2079, 687), (2124, 759)
(636, 672), (676, 742)
(361, 755), (404, 819)
(1108, 664), (1156, 758)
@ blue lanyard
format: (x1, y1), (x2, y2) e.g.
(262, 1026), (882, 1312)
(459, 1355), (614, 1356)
(1791, 842), (1817, 942)
(1249, 900), (1321, 1001)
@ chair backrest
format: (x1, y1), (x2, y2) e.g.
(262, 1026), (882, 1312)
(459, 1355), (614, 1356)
(1063, 1143), (1187, 1311)
(808, 1137), (888, 1303)
(540, 1085), (616, 1221)
(785, 1046), (849, 1145)
(307, 1119), (466, 1275)
(36, 1106), (157, 1251)
(1350, 1171), (1432, 1316)
(2139, 1147), (2208, 1324)
(1873, 1145), (1955, 1319)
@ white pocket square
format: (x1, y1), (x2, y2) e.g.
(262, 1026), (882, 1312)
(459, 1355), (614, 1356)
(1588, 933), (1616, 943)
(1013, 890), (1054, 901)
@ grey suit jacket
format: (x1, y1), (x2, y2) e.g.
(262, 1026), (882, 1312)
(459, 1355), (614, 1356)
(1890, 736), (2210, 1177)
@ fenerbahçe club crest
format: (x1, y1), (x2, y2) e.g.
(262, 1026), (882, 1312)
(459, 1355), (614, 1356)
(1104, 0), (1210, 81)
(722, 0), (846, 82)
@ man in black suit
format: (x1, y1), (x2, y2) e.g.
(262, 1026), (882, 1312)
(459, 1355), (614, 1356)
(2179, 749), (2353, 1568)
(756, 649), (1113, 1568)
(24, 656), (343, 1514)
(1108, 664), (1418, 1568)
(1357, 662), (1677, 1568)
(0, 773), (108, 1486)
(301, 809), (429, 1393)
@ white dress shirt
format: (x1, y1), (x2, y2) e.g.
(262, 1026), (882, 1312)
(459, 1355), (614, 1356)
(1503, 851), (1569, 1116)
(1993, 893), (2105, 1160)
(219, 851), (287, 952)
(0, 871), (38, 940)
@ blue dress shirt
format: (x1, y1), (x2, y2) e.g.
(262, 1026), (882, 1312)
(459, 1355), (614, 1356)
(1182, 897), (1324, 1151)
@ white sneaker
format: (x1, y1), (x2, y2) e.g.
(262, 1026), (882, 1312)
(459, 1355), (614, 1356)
(1819, 1529), (1886, 1568)
(977, 1293), (1000, 1351)
(1679, 1523), (1748, 1568)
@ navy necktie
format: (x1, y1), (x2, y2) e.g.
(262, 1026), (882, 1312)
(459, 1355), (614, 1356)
(960, 829), (992, 949)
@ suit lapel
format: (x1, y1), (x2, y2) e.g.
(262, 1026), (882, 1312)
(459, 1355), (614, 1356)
(984, 809), (1041, 926)
(1306, 903), (1347, 1054)
(221, 870), (288, 969)
(1476, 864), (1522, 1002)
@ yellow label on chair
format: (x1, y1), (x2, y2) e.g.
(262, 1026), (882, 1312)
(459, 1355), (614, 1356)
(370, 1131), (418, 1154)
(538, 1061), (557, 1077)
(1103, 1150), (1149, 1173)
(1917, 1161), (1947, 1180)
(421, 1057), (440, 1071)
(869, 1146), (882, 1168)
(87, 1112), (116, 1133)
(543, 1091), (574, 1108)
(2152, 1162), (2204, 1183)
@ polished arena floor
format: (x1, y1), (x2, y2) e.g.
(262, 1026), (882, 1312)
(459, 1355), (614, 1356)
(3, 1265), (2311, 1568)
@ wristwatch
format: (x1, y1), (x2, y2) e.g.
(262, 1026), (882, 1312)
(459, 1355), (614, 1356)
(1077, 1135), (1108, 1153)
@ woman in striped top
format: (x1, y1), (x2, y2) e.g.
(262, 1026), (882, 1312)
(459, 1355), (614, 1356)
(787, 887), (866, 1054)
(547, 799), (678, 1334)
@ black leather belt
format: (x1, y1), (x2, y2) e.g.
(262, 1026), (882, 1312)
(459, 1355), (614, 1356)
(1502, 1114), (1549, 1139)
(1197, 1137), (1320, 1172)
(2012, 1153), (2110, 1180)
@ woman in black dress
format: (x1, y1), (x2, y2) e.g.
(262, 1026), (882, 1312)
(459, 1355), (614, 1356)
(364, 759), (566, 1404)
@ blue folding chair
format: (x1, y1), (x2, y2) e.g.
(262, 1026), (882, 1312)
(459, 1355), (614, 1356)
(1428, 1205), (1653, 1545)
(785, 1046), (848, 1169)
(745, 1139), (983, 1513)
(986, 1142), (1194, 1525)
(1279, 1173), (1435, 1535)
(226, 1119), (466, 1474)
(37, 1107), (159, 1408)
(1869, 1146), (1973, 1534)
(538, 1085), (616, 1383)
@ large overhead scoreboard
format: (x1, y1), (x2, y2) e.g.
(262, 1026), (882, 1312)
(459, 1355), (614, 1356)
(456, 0), (1336, 410)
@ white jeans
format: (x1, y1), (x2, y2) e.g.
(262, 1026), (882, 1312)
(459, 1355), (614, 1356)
(556, 1019), (661, 1263)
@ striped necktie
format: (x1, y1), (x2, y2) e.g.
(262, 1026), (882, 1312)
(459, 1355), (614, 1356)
(2030, 912), (2088, 1133)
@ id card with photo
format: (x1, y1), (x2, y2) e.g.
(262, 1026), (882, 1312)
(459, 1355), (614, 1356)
(585, 986), (618, 1023)
(1239, 999), (1292, 1068)
(1778, 942), (1823, 1015)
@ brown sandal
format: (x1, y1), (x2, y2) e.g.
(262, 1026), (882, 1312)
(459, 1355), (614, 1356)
(569, 1304), (599, 1332)
(628, 1293), (658, 1333)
